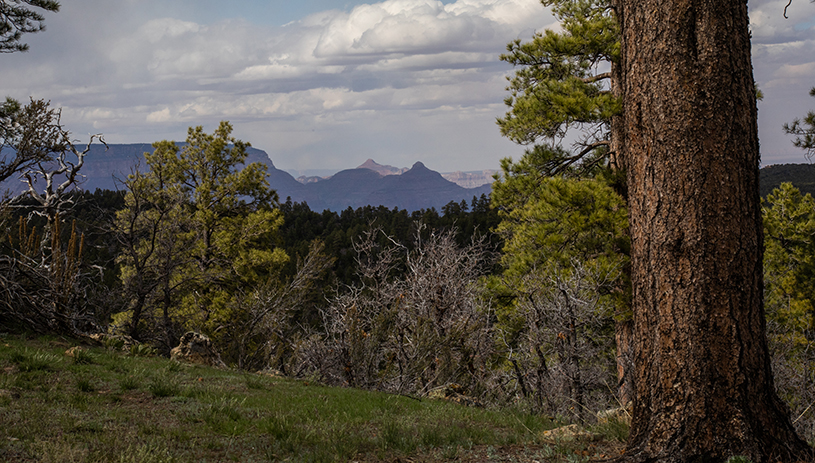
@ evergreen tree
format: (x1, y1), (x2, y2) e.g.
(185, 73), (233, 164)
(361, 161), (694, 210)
(494, 0), (627, 306)
(491, 171), (629, 414)
(115, 160), (191, 345)
(115, 122), (288, 350)
(763, 182), (815, 345)
(0, 0), (60, 53)
(494, 175), (628, 286)
(498, 0), (620, 176)
(494, 0), (632, 405)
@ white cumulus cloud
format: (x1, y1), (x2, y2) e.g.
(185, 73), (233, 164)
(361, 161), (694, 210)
(6, 0), (811, 171)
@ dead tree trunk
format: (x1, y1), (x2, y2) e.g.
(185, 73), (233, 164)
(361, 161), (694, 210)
(614, 0), (813, 460)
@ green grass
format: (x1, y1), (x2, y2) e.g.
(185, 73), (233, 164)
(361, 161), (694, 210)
(0, 334), (558, 462)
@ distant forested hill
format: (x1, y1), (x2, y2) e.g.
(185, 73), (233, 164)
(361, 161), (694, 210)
(760, 164), (815, 197)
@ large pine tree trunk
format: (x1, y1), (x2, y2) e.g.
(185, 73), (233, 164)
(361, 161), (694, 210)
(614, 0), (813, 460)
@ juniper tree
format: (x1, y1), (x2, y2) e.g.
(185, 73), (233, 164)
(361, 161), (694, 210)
(116, 122), (288, 354)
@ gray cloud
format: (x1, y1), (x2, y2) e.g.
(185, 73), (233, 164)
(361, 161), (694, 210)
(748, 0), (815, 164)
(2, 0), (813, 172)
(2, 0), (556, 171)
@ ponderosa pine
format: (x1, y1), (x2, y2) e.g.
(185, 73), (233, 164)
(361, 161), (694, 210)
(613, 0), (813, 460)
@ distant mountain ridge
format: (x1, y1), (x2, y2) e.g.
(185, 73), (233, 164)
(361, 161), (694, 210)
(246, 149), (493, 211)
(4, 144), (811, 210)
(278, 160), (491, 212)
(291, 159), (496, 189)
(1, 144), (491, 212)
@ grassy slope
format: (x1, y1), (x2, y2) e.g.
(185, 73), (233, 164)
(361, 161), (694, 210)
(0, 334), (626, 462)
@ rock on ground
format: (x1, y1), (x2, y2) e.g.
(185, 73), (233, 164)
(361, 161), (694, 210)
(540, 424), (602, 444)
(170, 332), (226, 368)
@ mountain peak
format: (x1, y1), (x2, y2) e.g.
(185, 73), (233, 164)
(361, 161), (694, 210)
(401, 161), (443, 181)
(357, 159), (381, 169)
(357, 159), (407, 176)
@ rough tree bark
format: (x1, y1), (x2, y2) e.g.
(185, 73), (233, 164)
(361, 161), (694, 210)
(613, 0), (814, 461)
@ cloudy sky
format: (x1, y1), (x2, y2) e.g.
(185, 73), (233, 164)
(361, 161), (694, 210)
(2, 0), (814, 175)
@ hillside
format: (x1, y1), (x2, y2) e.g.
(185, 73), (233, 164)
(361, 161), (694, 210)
(760, 163), (815, 198)
(0, 334), (625, 462)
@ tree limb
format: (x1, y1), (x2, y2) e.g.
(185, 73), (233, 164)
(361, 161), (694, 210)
(581, 72), (612, 84)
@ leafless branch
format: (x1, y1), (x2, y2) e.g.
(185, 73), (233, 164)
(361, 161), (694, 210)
(580, 72), (612, 84)
(24, 133), (107, 218)
(553, 140), (610, 175)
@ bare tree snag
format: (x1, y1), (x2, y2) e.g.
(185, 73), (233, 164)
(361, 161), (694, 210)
(24, 132), (105, 220)
(613, 0), (814, 460)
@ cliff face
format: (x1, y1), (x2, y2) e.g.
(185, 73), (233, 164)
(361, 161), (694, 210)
(440, 170), (498, 189)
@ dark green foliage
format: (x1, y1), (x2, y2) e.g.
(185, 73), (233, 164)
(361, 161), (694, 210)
(492, 174), (629, 306)
(0, 0), (60, 53)
(763, 183), (815, 343)
(761, 183), (815, 441)
(760, 164), (815, 198)
(498, 0), (619, 175)
(277, 194), (501, 289)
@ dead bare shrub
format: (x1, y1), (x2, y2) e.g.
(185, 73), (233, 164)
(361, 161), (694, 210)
(497, 261), (618, 421)
(296, 226), (496, 398)
(768, 320), (815, 443)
